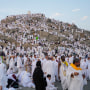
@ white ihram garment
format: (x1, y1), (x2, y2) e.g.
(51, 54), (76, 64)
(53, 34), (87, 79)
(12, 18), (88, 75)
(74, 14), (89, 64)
(67, 66), (83, 90)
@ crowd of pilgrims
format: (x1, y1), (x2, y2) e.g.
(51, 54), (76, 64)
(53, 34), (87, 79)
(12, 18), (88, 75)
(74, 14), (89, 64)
(0, 45), (90, 90)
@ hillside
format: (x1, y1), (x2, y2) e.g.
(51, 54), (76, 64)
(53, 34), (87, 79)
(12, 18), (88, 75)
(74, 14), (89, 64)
(0, 13), (90, 50)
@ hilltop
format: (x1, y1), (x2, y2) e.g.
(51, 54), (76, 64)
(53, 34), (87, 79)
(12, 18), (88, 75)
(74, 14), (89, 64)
(0, 13), (90, 50)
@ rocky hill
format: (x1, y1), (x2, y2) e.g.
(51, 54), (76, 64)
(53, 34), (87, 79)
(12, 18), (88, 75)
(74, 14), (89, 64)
(0, 13), (90, 49)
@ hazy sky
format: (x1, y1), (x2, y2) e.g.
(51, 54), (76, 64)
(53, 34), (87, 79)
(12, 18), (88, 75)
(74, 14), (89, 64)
(0, 0), (90, 31)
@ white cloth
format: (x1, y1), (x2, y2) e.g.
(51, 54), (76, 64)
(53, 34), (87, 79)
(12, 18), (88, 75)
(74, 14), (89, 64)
(7, 74), (16, 81)
(17, 56), (24, 74)
(18, 71), (35, 88)
(46, 78), (57, 90)
(66, 66), (83, 90)
(80, 60), (88, 85)
(69, 57), (73, 64)
(87, 60), (90, 80)
(59, 62), (68, 90)
(44, 60), (55, 83)
(0, 63), (8, 90)
(6, 55), (10, 65)
(32, 60), (37, 75)
(42, 58), (47, 73)
(17, 57), (23, 68)
(54, 60), (58, 80)
(9, 58), (15, 72)
(8, 87), (15, 90)
(7, 68), (13, 75)
(0, 57), (2, 63)
(23, 56), (27, 65)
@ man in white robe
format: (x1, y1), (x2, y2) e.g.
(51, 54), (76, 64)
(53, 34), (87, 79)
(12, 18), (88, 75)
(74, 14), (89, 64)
(58, 56), (68, 90)
(54, 56), (58, 81)
(23, 54), (27, 65)
(0, 62), (8, 90)
(44, 57), (55, 83)
(17, 55), (23, 74)
(66, 58), (84, 90)
(6, 52), (10, 69)
(87, 57), (90, 80)
(42, 54), (48, 75)
(30, 55), (33, 61)
(32, 55), (37, 75)
(69, 55), (73, 64)
(9, 56), (15, 73)
(80, 59), (88, 85)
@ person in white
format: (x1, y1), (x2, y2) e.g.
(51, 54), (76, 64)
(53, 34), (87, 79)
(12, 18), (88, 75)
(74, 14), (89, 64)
(58, 55), (68, 90)
(23, 54), (27, 65)
(30, 55), (33, 61)
(6, 52), (10, 69)
(80, 59), (88, 85)
(0, 62), (8, 90)
(42, 54), (48, 75)
(87, 57), (90, 80)
(46, 74), (57, 90)
(18, 71), (35, 88)
(66, 58), (84, 90)
(32, 56), (37, 76)
(54, 56), (58, 81)
(17, 55), (23, 74)
(7, 73), (19, 89)
(9, 56), (15, 73)
(69, 54), (73, 64)
(44, 57), (55, 83)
